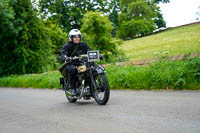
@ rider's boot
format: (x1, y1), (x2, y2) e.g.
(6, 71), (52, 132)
(70, 89), (77, 97)
(85, 86), (90, 95)
(76, 88), (81, 94)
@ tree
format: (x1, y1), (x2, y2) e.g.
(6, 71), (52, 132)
(153, 0), (169, 4)
(149, 0), (168, 29)
(81, 12), (121, 61)
(39, 0), (107, 33)
(154, 12), (166, 28)
(107, 0), (120, 37)
(117, 0), (156, 39)
(44, 20), (68, 62)
(0, 0), (18, 75)
(0, 0), (58, 75)
(117, 0), (169, 39)
(196, 6), (200, 21)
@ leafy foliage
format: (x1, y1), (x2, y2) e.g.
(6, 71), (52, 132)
(39, 0), (168, 38)
(117, 0), (156, 39)
(153, 0), (170, 4)
(106, 57), (200, 89)
(107, 0), (120, 36)
(1, 57), (200, 90)
(0, 0), (63, 76)
(0, 0), (170, 76)
(154, 12), (166, 28)
(0, 0), (18, 75)
(44, 20), (68, 63)
(117, 0), (167, 39)
(39, 0), (107, 32)
(81, 11), (122, 61)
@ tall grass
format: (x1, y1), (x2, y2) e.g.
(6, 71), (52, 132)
(0, 57), (200, 90)
(107, 56), (200, 89)
(0, 71), (61, 89)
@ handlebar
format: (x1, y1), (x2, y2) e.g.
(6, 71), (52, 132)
(70, 56), (80, 60)
(65, 54), (104, 63)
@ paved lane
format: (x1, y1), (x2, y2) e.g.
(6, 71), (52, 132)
(0, 88), (200, 133)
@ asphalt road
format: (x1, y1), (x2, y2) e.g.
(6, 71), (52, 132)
(0, 87), (200, 133)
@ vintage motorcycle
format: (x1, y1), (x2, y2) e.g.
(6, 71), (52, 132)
(59, 50), (110, 105)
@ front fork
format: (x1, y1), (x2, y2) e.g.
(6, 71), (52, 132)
(88, 64), (105, 90)
(88, 68), (98, 90)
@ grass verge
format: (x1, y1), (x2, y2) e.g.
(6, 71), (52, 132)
(0, 71), (61, 89)
(0, 57), (200, 90)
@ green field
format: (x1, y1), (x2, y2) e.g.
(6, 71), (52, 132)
(120, 23), (200, 60)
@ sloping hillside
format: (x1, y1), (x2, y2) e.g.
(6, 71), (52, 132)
(120, 23), (200, 60)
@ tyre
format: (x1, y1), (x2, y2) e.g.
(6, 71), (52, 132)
(93, 74), (110, 105)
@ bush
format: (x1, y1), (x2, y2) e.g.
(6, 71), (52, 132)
(107, 56), (200, 89)
(117, 0), (156, 40)
(1, 57), (200, 90)
(117, 19), (155, 40)
(81, 11), (124, 62)
(0, 0), (58, 76)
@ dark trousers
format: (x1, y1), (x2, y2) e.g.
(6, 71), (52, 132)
(66, 64), (77, 90)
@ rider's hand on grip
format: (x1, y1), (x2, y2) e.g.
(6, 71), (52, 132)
(100, 55), (104, 60)
(65, 56), (71, 62)
(71, 56), (79, 61)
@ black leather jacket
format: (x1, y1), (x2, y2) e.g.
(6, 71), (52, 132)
(60, 42), (91, 62)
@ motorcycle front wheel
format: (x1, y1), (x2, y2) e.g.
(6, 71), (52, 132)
(93, 74), (110, 105)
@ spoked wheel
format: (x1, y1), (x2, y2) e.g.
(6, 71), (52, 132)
(93, 74), (110, 105)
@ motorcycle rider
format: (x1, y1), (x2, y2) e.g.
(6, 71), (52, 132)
(60, 29), (91, 96)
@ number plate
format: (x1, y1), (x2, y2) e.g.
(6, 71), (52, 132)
(87, 50), (99, 62)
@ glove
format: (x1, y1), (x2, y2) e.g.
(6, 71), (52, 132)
(99, 55), (104, 60)
(64, 55), (71, 62)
